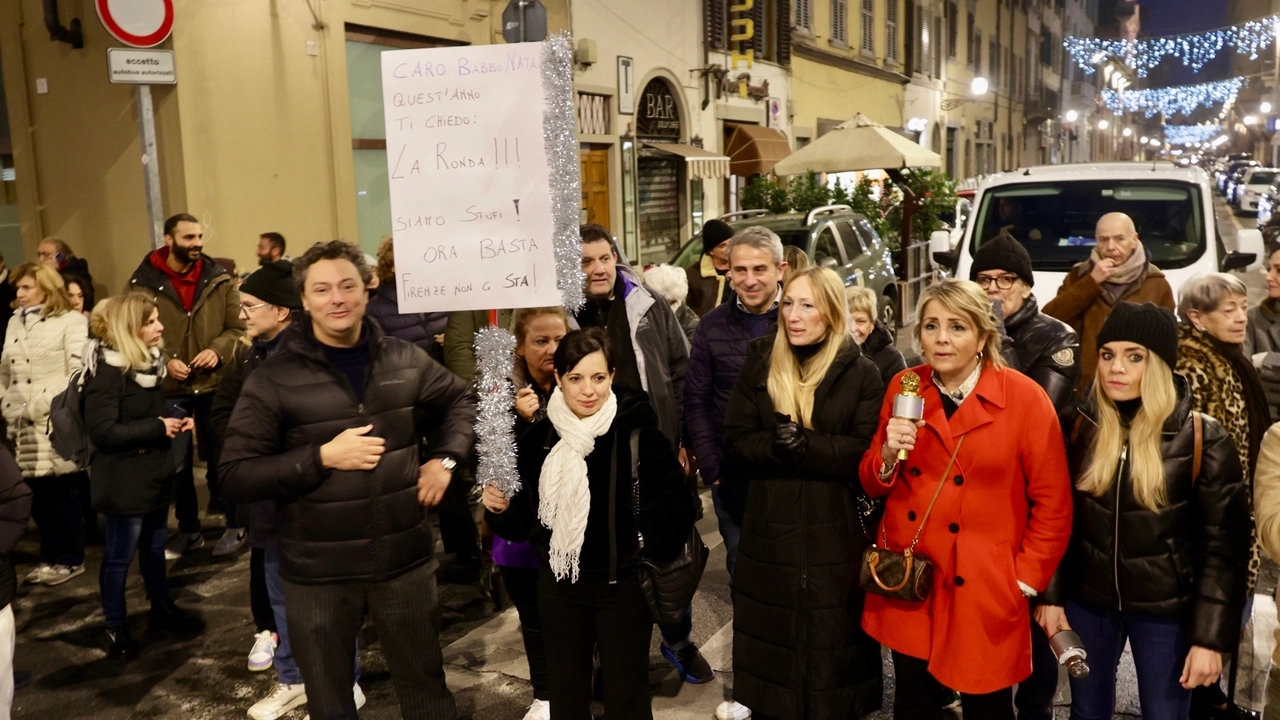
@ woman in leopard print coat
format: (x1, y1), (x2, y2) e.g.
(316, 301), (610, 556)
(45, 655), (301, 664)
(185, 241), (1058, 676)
(1177, 274), (1272, 593)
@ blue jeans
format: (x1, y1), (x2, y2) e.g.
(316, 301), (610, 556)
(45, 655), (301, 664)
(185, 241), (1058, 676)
(100, 508), (171, 628)
(1065, 599), (1192, 720)
(263, 544), (359, 686)
(711, 483), (740, 580)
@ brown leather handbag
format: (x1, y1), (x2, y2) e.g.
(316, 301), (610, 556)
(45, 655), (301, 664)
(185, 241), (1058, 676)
(859, 435), (965, 603)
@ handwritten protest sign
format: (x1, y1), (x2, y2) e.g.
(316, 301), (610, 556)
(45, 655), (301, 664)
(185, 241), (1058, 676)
(381, 42), (563, 313)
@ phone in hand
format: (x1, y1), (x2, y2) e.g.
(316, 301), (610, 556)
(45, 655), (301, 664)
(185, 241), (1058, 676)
(168, 406), (190, 420)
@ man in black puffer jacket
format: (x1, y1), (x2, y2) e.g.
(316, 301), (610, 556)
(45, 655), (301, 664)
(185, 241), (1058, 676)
(221, 241), (476, 720)
(971, 232), (1080, 413)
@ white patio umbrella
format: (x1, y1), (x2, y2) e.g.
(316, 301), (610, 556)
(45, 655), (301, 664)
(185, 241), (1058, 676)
(771, 113), (942, 175)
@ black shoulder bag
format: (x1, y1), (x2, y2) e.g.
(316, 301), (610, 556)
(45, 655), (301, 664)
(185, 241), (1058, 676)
(625, 429), (708, 625)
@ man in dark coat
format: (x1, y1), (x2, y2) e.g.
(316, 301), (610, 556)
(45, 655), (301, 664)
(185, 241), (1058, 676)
(220, 241), (476, 720)
(0, 254), (15, 349)
(685, 219), (735, 317)
(972, 232), (1080, 414)
(128, 213), (245, 558)
(686, 227), (785, 577)
(970, 231), (1079, 720)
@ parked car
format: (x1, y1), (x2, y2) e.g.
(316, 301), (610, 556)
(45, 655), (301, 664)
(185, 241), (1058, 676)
(1226, 166), (1256, 206)
(1257, 182), (1280, 230)
(671, 205), (901, 328)
(1235, 168), (1279, 215)
(1219, 159), (1259, 195)
(930, 161), (1264, 301)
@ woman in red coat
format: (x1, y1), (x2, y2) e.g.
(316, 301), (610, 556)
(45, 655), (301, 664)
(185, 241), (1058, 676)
(858, 279), (1074, 719)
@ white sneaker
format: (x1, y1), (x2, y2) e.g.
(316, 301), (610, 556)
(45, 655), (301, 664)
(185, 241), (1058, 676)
(247, 630), (277, 672)
(23, 563), (51, 585)
(42, 564), (85, 586)
(164, 532), (205, 560)
(303, 684), (364, 720)
(715, 701), (752, 720)
(523, 699), (551, 720)
(213, 527), (248, 556)
(247, 682), (307, 720)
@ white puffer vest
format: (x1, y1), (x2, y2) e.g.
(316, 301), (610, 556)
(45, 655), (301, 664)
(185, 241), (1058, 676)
(0, 308), (88, 476)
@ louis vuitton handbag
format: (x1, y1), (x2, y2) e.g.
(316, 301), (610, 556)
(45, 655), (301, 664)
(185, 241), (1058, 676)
(859, 435), (965, 603)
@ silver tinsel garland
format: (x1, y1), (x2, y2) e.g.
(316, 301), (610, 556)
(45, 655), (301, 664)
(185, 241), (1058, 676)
(473, 326), (521, 497)
(542, 32), (586, 314)
(473, 35), (583, 497)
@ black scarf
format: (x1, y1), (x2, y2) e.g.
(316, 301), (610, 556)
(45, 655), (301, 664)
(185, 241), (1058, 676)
(575, 274), (643, 393)
(1211, 335), (1273, 472)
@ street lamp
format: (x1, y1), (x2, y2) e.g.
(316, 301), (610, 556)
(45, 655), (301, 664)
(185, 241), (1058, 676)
(1140, 136), (1149, 144)
(1065, 109), (1079, 122)
(1098, 119), (1110, 130)
(941, 77), (990, 110)
(1263, 102), (1273, 114)
(1122, 127), (1133, 137)
(1245, 115), (1258, 125)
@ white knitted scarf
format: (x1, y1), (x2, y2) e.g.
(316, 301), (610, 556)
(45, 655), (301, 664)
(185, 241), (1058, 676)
(538, 387), (618, 583)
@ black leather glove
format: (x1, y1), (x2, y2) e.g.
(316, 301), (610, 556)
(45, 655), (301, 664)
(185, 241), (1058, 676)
(772, 413), (808, 458)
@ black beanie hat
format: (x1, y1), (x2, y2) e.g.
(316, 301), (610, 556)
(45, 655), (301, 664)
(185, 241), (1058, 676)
(701, 219), (735, 254)
(970, 231), (1035, 287)
(1095, 302), (1179, 370)
(240, 260), (302, 310)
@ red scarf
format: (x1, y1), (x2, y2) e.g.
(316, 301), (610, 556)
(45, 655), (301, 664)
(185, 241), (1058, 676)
(149, 247), (203, 312)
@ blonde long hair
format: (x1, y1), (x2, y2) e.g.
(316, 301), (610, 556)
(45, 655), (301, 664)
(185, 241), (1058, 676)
(10, 262), (73, 317)
(1077, 352), (1178, 511)
(767, 267), (852, 428)
(90, 293), (162, 373)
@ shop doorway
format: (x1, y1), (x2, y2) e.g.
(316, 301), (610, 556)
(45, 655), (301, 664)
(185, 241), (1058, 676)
(579, 145), (610, 229)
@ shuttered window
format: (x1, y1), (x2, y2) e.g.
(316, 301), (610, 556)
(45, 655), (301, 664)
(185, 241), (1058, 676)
(886, 0), (899, 61)
(833, 0), (848, 44)
(861, 0), (874, 52)
(795, 0), (812, 32)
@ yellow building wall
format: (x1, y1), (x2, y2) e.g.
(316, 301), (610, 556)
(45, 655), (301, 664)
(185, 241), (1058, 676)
(791, 55), (903, 134)
(790, 0), (905, 139)
(1, 0), (568, 292)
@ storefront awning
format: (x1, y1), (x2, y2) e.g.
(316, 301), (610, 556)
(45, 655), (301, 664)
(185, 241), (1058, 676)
(725, 124), (792, 176)
(642, 142), (730, 179)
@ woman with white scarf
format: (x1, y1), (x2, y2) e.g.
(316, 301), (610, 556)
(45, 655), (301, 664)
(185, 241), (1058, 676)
(84, 293), (203, 661)
(483, 327), (695, 720)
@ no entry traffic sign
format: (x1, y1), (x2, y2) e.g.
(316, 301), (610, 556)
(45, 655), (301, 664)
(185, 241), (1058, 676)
(96, 0), (174, 48)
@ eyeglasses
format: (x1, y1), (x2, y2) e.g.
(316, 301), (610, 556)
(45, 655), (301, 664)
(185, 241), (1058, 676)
(239, 302), (269, 315)
(975, 274), (1019, 290)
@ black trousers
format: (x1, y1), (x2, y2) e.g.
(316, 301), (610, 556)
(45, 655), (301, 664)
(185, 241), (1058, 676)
(437, 469), (478, 561)
(170, 394), (218, 534)
(1013, 616), (1059, 720)
(892, 651), (1015, 720)
(538, 568), (653, 720)
(249, 547), (276, 634)
(282, 562), (455, 720)
(28, 472), (87, 566)
(501, 565), (550, 701)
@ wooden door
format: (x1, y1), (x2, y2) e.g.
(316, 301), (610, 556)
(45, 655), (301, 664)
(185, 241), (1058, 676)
(579, 146), (611, 229)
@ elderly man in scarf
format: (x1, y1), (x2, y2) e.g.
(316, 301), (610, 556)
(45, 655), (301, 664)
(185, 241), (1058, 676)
(1043, 211), (1176, 396)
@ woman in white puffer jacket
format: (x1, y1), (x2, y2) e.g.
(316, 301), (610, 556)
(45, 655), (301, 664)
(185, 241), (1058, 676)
(0, 263), (88, 586)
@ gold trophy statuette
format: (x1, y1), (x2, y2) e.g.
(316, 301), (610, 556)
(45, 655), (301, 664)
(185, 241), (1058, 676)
(891, 372), (925, 461)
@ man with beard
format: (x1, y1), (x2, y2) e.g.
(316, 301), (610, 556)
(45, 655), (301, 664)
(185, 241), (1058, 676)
(128, 213), (245, 559)
(257, 233), (287, 266)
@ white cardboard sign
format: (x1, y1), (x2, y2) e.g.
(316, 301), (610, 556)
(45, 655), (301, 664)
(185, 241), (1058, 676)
(381, 42), (562, 313)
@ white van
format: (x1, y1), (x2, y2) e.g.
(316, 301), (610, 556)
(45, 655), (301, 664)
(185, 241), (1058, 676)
(930, 162), (1263, 299)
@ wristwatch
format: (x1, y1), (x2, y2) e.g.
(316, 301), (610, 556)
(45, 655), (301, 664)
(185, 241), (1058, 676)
(437, 456), (457, 472)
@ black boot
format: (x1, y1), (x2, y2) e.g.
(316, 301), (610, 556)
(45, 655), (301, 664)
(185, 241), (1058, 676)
(106, 625), (139, 661)
(148, 600), (206, 634)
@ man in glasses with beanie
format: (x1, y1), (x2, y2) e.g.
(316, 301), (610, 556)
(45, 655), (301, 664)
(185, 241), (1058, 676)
(685, 219), (736, 317)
